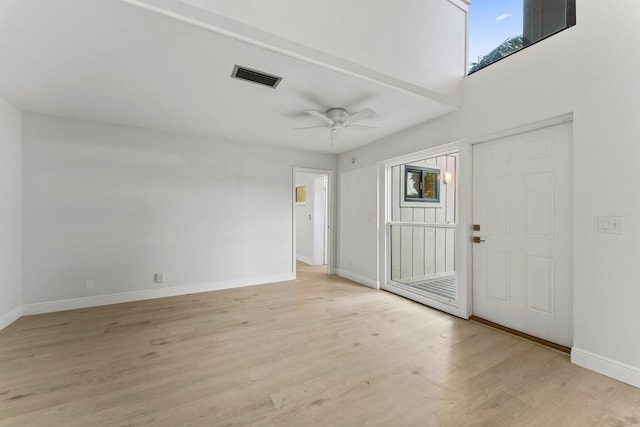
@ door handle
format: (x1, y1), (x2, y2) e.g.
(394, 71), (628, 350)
(472, 236), (485, 243)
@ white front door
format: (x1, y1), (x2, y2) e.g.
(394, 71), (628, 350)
(472, 123), (573, 347)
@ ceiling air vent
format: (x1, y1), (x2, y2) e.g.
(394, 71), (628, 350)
(231, 65), (282, 89)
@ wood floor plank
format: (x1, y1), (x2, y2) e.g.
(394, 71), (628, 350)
(1, 262), (639, 426)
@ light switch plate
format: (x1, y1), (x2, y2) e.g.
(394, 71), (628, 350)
(598, 216), (624, 234)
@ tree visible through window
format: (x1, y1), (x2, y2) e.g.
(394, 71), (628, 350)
(468, 0), (575, 74)
(404, 166), (440, 203)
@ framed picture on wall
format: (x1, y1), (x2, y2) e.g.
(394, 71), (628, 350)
(295, 185), (306, 205)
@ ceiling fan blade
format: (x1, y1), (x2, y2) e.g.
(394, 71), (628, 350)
(292, 125), (329, 130)
(305, 110), (333, 124)
(345, 124), (379, 131)
(345, 108), (375, 124)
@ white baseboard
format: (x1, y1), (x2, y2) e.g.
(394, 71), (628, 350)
(336, 268), (378, 289)
(0, 305), (23, 331)
(572, 347), (640, 389)
(22, 273), (294, 316)
(296, 255), (313, 265)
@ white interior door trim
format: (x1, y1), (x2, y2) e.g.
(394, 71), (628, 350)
(292, 167), (336, 278)
(466, 113), (573, 145)
(378, 145), (471, 319)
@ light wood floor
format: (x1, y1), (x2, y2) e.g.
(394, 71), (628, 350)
(1, 265), (639, 426)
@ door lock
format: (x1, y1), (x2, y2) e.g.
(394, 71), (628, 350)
(472, 236), (485, 243)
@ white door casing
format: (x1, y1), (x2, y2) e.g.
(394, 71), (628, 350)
(472, 123), (573, 347)
(313, 175), (328, 265)
(380, 143), (470, 319)
(292, 167), (335, 277)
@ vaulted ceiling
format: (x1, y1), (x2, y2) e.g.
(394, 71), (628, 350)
(0, 0), (468, 153)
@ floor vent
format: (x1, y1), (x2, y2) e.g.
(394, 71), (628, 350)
(231, 65), (282, 89)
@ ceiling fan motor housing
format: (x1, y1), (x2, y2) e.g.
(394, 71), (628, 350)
(326, 108), (349, 123)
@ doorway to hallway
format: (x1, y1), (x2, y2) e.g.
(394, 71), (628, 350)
(293, 169), (332, 276)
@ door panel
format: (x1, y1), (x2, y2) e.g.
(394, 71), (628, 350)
(486, 178), (510, 236)
(472, 123), (572, 347)
(486, 250), (510, 303)
(525, 172), (554, 239)
(525, 255), (554, 314)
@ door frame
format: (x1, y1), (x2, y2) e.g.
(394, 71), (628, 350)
(378, 142), (473, 319)
(315, 175), (329, 265)
(377, 113), (574, 320)
(468, 113), (574, 323)
(292, 167), (336, 278)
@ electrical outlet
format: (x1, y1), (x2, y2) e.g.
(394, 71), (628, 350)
(154, 272), (165, 283)
(84, 279), (94, 290)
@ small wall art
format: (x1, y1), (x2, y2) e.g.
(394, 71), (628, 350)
(295, 185), (306, 205)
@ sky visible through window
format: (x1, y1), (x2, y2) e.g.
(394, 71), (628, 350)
(468, 1), (523, 70)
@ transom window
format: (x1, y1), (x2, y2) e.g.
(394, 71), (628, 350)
(468, 0), (576, 74)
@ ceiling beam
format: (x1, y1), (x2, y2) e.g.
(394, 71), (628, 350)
(121, 0), (463, 109)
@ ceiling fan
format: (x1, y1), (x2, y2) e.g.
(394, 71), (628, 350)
(293, 108), (378, 147)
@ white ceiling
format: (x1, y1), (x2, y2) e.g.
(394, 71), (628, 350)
(177, 0), (468, 94)
(0, 0), (465, 154)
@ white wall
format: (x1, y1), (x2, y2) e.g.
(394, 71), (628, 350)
(0, 96), (22, 327)
(337, 1), (640, 386)
(22, 113), (335, 308)
(337, 160), (378, 284)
